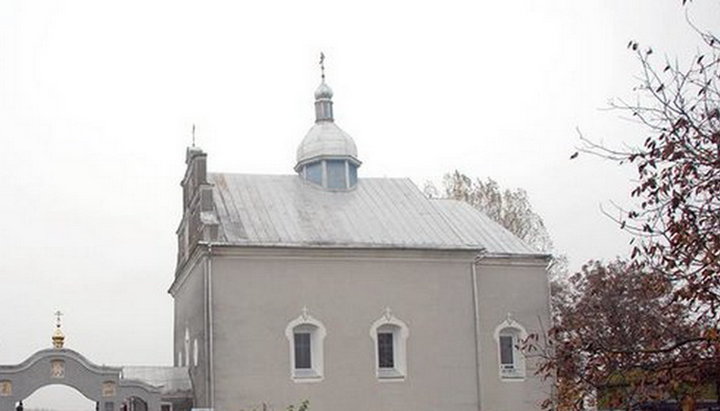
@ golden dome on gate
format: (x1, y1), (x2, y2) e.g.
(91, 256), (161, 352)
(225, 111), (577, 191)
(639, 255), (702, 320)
(52, 310), (65, 349)
(52, 326), (65, 349)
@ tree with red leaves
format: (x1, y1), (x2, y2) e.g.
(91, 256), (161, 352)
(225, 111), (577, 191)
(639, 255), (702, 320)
(533, 22), (720, 411)
(615, 33), (720, 329)
(528, 260), (715, 410)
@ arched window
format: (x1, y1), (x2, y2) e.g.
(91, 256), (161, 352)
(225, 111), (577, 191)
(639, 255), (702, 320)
(284, 307), (326, 382)
(369, 308), (409, 381)
(493, 315), (527, 380)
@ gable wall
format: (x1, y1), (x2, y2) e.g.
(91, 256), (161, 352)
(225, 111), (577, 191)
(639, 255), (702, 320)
(476, 258), (552, 410)
(172, 257), (208, 407)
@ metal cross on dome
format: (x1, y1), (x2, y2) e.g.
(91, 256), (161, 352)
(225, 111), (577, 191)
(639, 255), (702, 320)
(319, 52), (326, 81)
(54, 310), (63, 328)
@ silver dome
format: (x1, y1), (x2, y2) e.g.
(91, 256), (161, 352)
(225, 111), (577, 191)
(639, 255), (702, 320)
(314, 82), (334, 99)
(295, 122), (359, 170)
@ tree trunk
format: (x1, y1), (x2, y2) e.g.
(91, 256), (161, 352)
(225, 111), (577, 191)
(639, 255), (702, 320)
(681, 394), (696, 411)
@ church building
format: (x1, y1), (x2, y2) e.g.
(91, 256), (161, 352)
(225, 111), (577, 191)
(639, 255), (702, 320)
(169, 60), (552, 410)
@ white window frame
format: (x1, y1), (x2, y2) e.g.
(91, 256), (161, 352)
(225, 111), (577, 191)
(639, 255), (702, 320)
(493, 316), (528, 381)
(285, 307), (326, 383)
(369, 308), (409, 381)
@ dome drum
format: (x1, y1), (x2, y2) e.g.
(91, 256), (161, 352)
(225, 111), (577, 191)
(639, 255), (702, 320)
(315, 99), (334, 122)
(298, 157), (359, 190)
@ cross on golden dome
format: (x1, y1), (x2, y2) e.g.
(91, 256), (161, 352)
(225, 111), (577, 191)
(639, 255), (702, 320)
(52, 310), (65, 349)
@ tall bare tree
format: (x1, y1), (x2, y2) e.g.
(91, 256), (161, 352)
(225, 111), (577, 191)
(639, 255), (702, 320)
(536, 16), (720, 410)
(578, 27), (720, 325)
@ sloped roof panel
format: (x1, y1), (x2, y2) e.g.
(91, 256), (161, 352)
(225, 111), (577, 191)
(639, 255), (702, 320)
(431, 199), (539, 255)
(208, 173), (543, 256)
(121, 366), (192, 395)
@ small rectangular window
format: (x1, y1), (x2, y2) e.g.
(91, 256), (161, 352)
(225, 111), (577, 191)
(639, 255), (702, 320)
(326, 160), (346, 189)
(294, 333), (312, 369)
(378, 332), (394, 368)
(305, 163), (323, 185)
(348, 164), (357, 187)
(499, 335), (514, 366)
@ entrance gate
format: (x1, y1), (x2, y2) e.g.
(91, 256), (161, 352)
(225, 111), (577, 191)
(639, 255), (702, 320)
(0, 348), (162, 411)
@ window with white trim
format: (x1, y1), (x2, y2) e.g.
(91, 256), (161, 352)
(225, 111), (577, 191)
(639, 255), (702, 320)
(370, 308), (409, 380)
(285, 307), (326, 382)
(493, 316), (527, 380)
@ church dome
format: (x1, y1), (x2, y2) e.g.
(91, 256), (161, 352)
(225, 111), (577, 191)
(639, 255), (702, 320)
(52, 323), (65, 349)
(314, 82), (333, 99)
(295, 122), (358, 169)
(295, 54), (361, 190)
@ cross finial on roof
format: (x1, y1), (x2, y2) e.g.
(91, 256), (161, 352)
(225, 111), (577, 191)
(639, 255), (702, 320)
(319, 52), (326, 82)
(505, 312), (515, 325)
(191, 124), (196, 147)
(301, 306), (309, 321)
(383, 307), (392, 322)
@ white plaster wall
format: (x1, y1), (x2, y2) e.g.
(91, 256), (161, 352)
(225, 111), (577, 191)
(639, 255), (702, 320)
(209, 248), (480, 411)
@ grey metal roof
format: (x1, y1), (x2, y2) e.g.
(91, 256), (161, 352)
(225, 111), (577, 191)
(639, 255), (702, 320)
(209, 173), (542, 256)
(121, 366), (191, 395)
(431, 199), (540, 256)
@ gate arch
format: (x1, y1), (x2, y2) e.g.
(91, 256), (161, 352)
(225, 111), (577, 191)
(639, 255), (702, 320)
(0, 348), (162, 411)
(22, 383), (96, 410)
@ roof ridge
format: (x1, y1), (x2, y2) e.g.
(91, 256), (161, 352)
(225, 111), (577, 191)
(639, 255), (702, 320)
(209, 172), (413, 181)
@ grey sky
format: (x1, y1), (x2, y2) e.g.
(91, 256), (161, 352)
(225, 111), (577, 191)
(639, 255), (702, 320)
(1, 0), (718, 409)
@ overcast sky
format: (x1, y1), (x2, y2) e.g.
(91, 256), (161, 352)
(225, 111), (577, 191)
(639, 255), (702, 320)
(1, 0), (719, 409)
